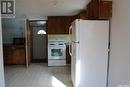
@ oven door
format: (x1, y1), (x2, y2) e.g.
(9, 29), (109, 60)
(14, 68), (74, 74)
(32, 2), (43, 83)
(48, 47), (66, 60)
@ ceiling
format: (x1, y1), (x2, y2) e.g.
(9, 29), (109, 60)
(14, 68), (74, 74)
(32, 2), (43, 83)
(15, 0), (90, 18)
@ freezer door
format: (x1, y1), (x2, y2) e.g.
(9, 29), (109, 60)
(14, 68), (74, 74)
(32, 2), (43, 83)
(71, 20), (80, 42)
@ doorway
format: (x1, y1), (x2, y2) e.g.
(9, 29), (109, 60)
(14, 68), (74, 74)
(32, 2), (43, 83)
(29, 20), (47, 63)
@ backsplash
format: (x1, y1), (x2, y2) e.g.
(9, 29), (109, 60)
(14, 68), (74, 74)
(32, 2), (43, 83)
(48, 34), (70, 42)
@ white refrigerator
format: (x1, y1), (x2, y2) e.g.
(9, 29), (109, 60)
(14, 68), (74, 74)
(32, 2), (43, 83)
(69, 19), (109, 87)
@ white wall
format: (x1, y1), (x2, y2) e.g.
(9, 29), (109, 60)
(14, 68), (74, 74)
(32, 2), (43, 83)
(0, 12), (5, 87)
(109, 0), (130, 87)
(2, 18), (25, 44)
(2, 17), (47, 44)
(15, 0), (89, 17)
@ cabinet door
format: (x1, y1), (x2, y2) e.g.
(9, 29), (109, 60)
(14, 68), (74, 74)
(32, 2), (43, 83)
(64, 16), (76, 34)
(99, 1), (112, 19)
(87, 1), (99, 19)
(3, 46), (13, 64)
(48, 16), (75, 34)
(48, 16), (66, 34)
(66, 46), (71, 64)
(86, 1), (112, 19)
(48, 17), (57, 34)
(63, 17), (71, 34)
(57, 17), (66, 34)
(77, 10), (88, 20)
(13, 48), (25, 65)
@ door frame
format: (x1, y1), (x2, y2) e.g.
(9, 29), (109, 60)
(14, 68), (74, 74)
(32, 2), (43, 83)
(25, 19), (48, 67)
(25, 19), (31, 67)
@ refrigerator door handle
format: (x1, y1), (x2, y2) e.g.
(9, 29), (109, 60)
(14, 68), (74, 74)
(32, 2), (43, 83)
(72, 41), (80, 44)
(69, 26), (72, 56)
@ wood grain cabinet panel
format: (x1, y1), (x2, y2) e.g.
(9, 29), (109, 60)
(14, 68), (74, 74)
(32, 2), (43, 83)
(76, 10), (88, 20)
(3, 45), (14, 64)
(99, 1), (112, 19)
(12, 47), (26, 65)
(3, 45), (26, 65)
(86, 0), (112, 19)
(66, 46), (71, 64)
(48, 16), (76, 34)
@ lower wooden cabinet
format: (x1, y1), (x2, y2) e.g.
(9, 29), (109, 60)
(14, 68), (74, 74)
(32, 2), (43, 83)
(3, 45), (26, 65)
(66, 46), (71, 64)
(3, 45), (13, 65)
(12, 47), (26, 65)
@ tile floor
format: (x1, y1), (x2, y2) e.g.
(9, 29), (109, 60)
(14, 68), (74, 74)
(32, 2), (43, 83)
(4, 63), (73, 87)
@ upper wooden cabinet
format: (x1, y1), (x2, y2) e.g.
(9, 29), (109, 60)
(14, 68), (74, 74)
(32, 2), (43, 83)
(76, 10), (88, 20)
(48, 16), (76, 34)
(86, 0), (112, 19)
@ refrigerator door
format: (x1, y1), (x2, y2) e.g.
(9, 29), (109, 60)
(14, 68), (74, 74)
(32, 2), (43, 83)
(71, 20), (80, 87)
(78, 20), (109, 87)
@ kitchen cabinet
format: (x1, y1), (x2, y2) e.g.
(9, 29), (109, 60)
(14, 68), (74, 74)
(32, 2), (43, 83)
(66, 46), (71, 64)
(76, 10), (88, 20)
(86, 0), (112, 19)
(48, 16), (76, 34)
(3, 45), (26, 65)
(3, 45), (13, 65)
(13, 46), (26, 65)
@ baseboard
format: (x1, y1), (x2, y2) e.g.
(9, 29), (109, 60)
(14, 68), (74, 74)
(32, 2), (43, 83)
(32, 59), (47, 63)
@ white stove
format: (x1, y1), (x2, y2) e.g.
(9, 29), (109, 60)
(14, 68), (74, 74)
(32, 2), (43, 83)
(48, 40), (66, 66)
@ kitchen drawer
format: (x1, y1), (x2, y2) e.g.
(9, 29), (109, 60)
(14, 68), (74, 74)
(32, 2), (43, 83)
(48, 59), (66, 66)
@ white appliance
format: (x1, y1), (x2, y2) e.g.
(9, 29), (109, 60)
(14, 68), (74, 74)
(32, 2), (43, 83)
(69, 19), (109, 87)
(48, 40), (66, 66)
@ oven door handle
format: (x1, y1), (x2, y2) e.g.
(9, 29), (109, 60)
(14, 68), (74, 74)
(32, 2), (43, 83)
(69, 25), (72, 56)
